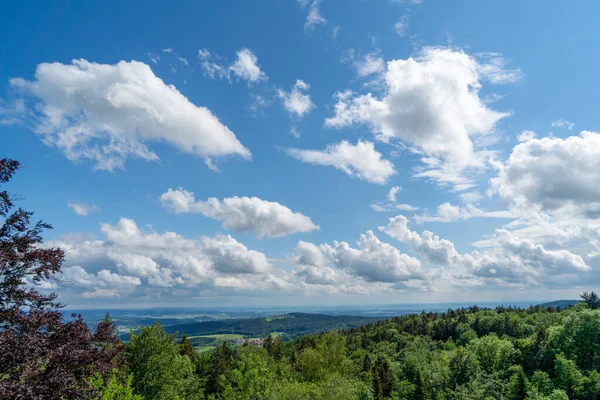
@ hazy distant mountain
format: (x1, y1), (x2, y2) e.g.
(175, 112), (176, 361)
(537, 300), (580, 308)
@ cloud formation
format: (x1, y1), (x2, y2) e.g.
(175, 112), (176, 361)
(159, 188), (319, 238)
(302, 0), (327, 33)
(67, 202), (99, 216)
(492, 131), (600, 218)
(380, 215), (589, 285)
(49, 218), (275, 299)
(11, 59), (251, 171)
(199, 48), (267, 84)
(287, 140), (396, 185)
(293, 231), (423, 284)
(277, 80), (314, 119)
(326, 47), (517, 190)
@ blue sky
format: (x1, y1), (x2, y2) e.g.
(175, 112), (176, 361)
(3, 0), (600, 307)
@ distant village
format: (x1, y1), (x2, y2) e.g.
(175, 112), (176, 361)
(230, 337), (265, 347)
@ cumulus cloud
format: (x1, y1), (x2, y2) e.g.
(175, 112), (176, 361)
(198, 48), (267, 84)
(229, 48), (268, 83)
(67, 202), (99, 216)
(277, 80), (314, 119)
(287, 140), (396, 185)
(380, 215), (589, 284)
(325, 47), (516, 190)
(61, 265), (141, 298)
(10, 59), (251, 171)
(51, 218), (273, 294)
(159, 188), (319, 238)
(492, 131), (600, 218)
(516, 130), (537, 142)
(293, 232), (423, 284)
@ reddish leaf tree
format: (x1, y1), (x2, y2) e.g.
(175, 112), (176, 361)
(0, 159), (124, 399)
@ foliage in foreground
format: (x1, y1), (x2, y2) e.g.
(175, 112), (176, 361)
(0, 159), (124, 399)
(115, 302), (600, 400)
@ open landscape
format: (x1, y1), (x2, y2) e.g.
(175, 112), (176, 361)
(3, 1), (600, 399)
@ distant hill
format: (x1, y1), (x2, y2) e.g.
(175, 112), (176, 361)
(537, 299), (580, 308)
(124, 312), (382, 340)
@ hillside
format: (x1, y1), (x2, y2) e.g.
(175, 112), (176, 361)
(537, 299), (580, 308)
(160, 312), (381, 339)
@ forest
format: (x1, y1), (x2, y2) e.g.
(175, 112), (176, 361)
(3, 157), (600, 400)
(158, 312), (381, 339)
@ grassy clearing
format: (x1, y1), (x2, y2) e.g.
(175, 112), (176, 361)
(200, 334), (244, 340)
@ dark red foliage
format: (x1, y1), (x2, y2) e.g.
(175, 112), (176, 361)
(0, 159), (124, 399)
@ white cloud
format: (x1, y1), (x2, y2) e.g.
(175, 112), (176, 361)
(229, 48), (267, 83)
(147, 52), (160, 64)
(380, 215), (589, 284)
(459, 191), (484, 204)
(304, 0), (327, 33)
(198, 48), (267, 84)
(325, 47), (516, 190)
(388, 186), (401, 202)
(491, 131), (600, 218)
(393, 15), (410, 36)
(200, 234), (270, 274)
(159, 188), (319, 238)
(414, 202), (513, 223)
(475, 52), (523, 84)
(67, 202), (99, 216)
(247, 94), (271, 117)
(290, 126), (301, 138)
(52, 218), (273, 292)
(11, 59), (251, 171)
(551, 118), (574, 130)
(516, 130), (536, 142)
(108, 253), (160, 278)
(162, 48), (173, 53)
(287, 140), (396, 185)
(355, 54), (385, 77)
(295, 232), (423, 284)
(277, 80), (314, 119)
(198, 49), (228, 79)
(370, 203), (418, 212)
(332, 25), (341, 39)
(370, 186), (418, 212)
(62, 265), (141, 292)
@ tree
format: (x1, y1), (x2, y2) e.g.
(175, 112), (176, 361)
(264, 334), (284, 361)
(506, 366), (529, 400)
(468, 334), (517, 375)
(0, 158), (124, 399)
(178, 334), (197, 363)
(92, 370), (143, 400)
(554, 353), (583, 398)
(449, 347), (478, 389)
(126, 323), (202, 400)
(581, 292), (600, 310)
(198, 341), (235, 396)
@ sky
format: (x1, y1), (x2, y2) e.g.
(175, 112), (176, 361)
(2, 0), (600, 308)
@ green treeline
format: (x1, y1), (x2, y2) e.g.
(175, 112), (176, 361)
(154, 312), (381, 339)
(105, 301), (600, 399)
